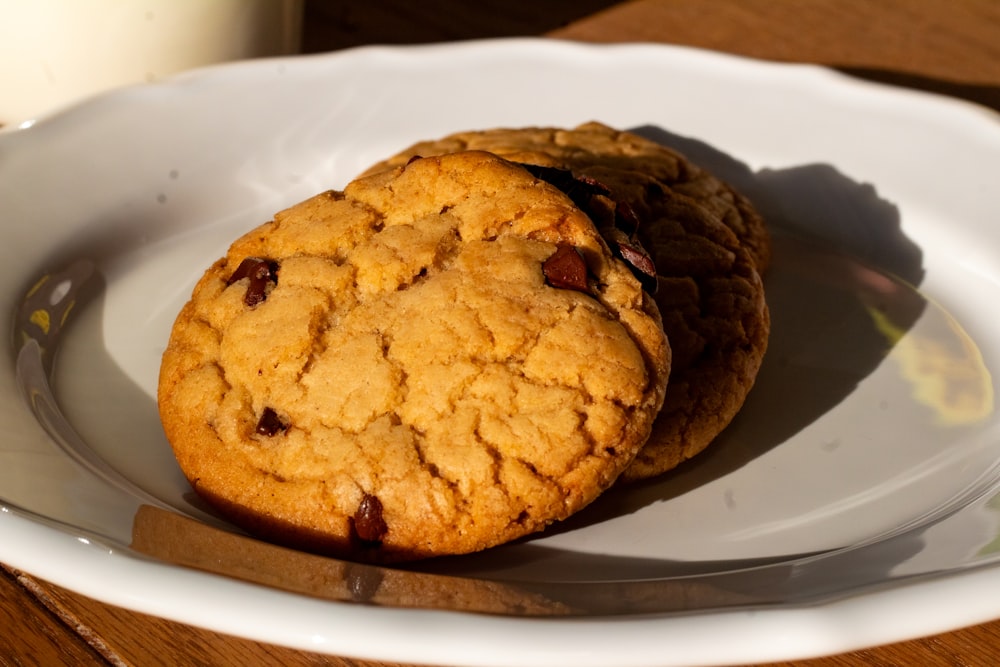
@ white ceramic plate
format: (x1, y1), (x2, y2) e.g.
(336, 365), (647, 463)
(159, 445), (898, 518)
(3, 39), (1000, 666)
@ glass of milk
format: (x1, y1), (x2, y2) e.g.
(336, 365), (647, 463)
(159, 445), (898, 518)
(0, 0), (303, 127)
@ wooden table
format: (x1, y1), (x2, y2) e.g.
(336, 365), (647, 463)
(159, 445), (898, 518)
(3, 1), (999, 664)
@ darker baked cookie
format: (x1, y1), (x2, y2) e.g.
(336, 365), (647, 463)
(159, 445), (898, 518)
(158, 151), (669, 560)
(364, 124), (770, 480)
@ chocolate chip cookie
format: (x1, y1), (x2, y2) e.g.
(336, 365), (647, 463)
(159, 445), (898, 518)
(158, 151), (669, 560)
(364, 124), (770, 480)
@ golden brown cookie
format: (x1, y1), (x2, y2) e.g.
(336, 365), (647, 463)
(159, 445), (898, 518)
(158, 151), (669, 561)
(364, 124), (770, 480)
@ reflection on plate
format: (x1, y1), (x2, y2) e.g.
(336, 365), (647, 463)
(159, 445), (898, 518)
(2, 39), (1000, 666)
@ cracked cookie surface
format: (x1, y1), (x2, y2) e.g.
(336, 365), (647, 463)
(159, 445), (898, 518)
(158, 151), (669, 561)
(364, 123), (770, 480)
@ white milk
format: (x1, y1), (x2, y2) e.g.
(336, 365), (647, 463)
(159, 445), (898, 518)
(0, 0), (303, 126)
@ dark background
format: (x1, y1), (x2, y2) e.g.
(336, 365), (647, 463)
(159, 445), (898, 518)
(301, 0), (626, 51)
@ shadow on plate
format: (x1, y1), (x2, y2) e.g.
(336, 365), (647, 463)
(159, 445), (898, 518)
(518, 126), (927, 534)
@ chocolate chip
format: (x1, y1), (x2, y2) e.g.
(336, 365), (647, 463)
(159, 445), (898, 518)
(255, 407), (287, 436)
(352, 493), (388, 544)
(227, 256), (273, 284)
(519, 163), (610, 210)
(517, 161), (658, 294)
(542, 244), (590, 293)
(227, 257), (278, 307)
(601, 228), (659, 294)
(574, 173), (612, 195)
(614, 200), (642, 237)
(519, 163), (577, 191)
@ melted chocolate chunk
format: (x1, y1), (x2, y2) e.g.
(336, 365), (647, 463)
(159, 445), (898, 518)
(518, 162), (658, 294)
(255, 407), (287, 436)
(227, 257), (278, 307)
(601, 228), (659, 294)
(519, 163), (609, 210)
(542, 244), (590, 293)
(352, 493), (388, 544)
(614, 200), (642, 237)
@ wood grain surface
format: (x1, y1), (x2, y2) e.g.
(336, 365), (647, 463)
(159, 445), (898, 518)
(3, 1), (999, 665)
(550, 0), (1000, 112)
